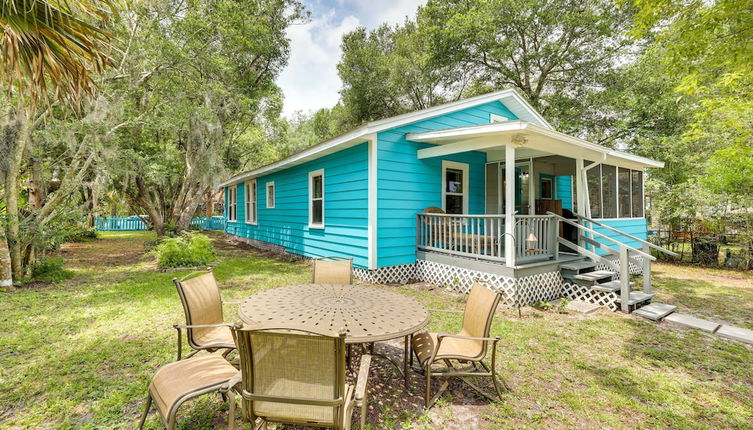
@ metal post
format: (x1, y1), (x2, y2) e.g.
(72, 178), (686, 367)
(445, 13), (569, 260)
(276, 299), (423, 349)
(620, 246), (630, 313)
(642, 243), (652, 294)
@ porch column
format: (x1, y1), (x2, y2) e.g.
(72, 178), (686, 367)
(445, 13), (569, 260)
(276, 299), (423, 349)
(505, 144), (516, 267)
(574, 157), (586, 217)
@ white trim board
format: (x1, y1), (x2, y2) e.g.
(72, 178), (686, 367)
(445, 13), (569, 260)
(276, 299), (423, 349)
(409, 121), (663, 170)
(367, 135), (377, 270)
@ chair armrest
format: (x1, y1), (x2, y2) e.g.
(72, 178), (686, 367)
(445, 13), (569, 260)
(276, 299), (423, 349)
(428, 308), (463, 314)
(436, 333), (500, 342)
(354, 354), (371, 401)
(429, 333), (500, 362)
(220, 372), (243, 393)
(173, 323), (234, 330)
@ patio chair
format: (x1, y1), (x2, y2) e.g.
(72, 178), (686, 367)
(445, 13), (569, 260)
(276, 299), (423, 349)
(173, 270), (238, 360)
(312, 256), (354, 284)
(228, 323), (371, 430)
(138, 354), (240, 430)
(411, 282), (509, 408)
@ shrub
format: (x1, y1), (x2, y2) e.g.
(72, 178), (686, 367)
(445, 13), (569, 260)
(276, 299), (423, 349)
(152, 233), (217, 269)
(29, 257), (74, 283)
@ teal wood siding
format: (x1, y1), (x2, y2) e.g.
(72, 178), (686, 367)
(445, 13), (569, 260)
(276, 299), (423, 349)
(593, 218), (648, 252)
(556, 175), (573, 211)
(225, 142), (369, 268)
(377, 101), (518, 267)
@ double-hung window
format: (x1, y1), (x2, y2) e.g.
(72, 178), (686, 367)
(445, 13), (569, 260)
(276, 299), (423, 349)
(266, 181), (275, 209)
(245, 180), (257, 224)
(227, 185), (237, 222)
(309, 169), (324, 228)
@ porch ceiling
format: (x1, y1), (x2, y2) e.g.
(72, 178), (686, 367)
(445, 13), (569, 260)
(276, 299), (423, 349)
(407, 121), (663, 170)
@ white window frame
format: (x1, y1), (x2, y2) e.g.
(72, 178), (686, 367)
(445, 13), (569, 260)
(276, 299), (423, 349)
(266, 181), (275, 209)
(245, 179), (257, 225)
(227, 185), (237, 222)
(308, 169), (324, 229)
(442, 160), (469, 214)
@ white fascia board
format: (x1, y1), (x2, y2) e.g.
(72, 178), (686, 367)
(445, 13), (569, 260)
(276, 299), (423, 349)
(407, 121), (664, 169)
(218, 89), (551, 188)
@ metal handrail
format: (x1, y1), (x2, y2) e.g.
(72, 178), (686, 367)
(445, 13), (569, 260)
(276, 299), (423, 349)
(547, 212), (656, 261)
(576, 215), (679, 257)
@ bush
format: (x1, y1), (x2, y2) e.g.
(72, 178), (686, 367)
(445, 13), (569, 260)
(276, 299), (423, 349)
(67, 226), (98, 242)
(151, 233), (217, 269)
(29, 257), (74, 283)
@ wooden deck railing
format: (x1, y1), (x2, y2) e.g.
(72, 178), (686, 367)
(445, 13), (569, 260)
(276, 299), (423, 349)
(416, 213), (557, 264)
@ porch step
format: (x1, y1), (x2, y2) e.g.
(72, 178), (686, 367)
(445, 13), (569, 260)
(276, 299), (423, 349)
(559, 260), (597, 272)
(591, 280), (635, 293)
(573, 270), (615, 283)
(614, 291), (655, 307)
(633, 302), (676, 321)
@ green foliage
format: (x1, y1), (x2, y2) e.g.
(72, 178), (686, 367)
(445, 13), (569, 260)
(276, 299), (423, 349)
(28, 257), (74, 283)
(151, 233), (217, 269)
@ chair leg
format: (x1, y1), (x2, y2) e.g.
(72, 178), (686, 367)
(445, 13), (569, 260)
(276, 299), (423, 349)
(227, 390), (236, 430)
(424, 365), (431, 409)
(137, 394), (152, 429)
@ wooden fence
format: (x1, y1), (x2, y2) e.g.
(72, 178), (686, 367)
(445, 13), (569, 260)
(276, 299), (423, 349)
(94, 216), (225, 232)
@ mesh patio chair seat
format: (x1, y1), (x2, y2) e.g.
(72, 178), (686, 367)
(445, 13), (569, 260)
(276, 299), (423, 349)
(227, 323), (371, 430)
(312, 256), (354, 284)
(138, 354), (240, 430)
(173, 270), (238, 360)
(411, 282), (509, 408)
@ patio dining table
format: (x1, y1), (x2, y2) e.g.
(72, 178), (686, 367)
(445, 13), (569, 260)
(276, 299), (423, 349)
(238, 283), (429, 386)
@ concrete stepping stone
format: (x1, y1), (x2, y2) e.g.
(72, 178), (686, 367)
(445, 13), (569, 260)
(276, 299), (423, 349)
(633, 302), (676, 321)
(664, 313), (721, 333)
(716, 325), (753, 345)
(565, 300), (600, 314)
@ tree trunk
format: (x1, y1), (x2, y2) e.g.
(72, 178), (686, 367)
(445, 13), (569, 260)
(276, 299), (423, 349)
(2, 110), (30, 280)
(205, 188), (213, 217)
(0, 225), (14, 290)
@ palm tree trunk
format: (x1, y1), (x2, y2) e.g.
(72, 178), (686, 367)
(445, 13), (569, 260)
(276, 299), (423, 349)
(0, 225), (13, 290)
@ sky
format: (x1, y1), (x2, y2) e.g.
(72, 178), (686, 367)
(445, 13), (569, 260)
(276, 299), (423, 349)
(277, 0), (426, 117)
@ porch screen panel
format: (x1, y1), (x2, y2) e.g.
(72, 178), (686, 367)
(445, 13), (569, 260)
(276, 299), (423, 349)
(485, 163), (499, 214)
(601, 165), (617, 218)
(618, 168), (631, 217)
(587, 165), (602, 218)
(631, 170), (644, 217)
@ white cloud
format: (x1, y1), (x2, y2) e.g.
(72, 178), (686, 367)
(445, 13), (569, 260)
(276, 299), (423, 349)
(278, 11), (360, 117)
(278, 0), (427, 117)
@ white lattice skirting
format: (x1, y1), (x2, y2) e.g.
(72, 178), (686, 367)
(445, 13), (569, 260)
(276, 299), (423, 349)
(563, 282), (618, 311)
(355, 260), (566, 307)
(594, 255), (644, 279)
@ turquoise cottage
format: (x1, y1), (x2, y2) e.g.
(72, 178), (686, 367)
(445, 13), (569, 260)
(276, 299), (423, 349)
(219, 89), (668, 312)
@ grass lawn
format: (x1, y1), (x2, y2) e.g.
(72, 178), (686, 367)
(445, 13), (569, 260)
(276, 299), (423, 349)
(1, 231), (752, 429)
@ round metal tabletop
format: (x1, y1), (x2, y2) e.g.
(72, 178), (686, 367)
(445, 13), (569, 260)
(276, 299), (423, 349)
(239, 284), (429, 344)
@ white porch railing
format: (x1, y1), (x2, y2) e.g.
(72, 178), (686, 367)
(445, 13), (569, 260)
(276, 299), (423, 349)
(416, 213), (557, 264)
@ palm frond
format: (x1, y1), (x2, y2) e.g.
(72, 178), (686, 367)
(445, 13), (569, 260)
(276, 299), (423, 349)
(0, 0), (117, 107)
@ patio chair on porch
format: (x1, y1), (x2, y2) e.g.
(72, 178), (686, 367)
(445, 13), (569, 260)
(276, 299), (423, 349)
(138, 354), (239, 430)
(411, 282), (509, 408)
(228, 324), (372, 430)
(312, 256), (354, 284)
(173, 270), (238, 360)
